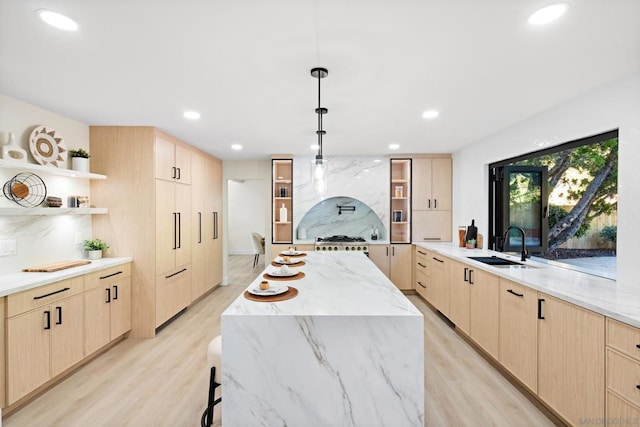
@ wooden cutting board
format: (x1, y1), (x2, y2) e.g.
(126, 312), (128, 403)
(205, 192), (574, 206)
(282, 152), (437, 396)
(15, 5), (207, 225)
(23, 260), (92, 272)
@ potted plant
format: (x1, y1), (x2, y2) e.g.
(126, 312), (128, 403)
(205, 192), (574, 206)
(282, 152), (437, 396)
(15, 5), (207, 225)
(84, 238), (109, 260)
(69, 148), (90, 173)
(466, 239), (476, 249)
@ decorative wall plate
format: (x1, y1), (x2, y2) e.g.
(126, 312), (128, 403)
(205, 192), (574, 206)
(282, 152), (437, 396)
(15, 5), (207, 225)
(29, 126), (67, 167)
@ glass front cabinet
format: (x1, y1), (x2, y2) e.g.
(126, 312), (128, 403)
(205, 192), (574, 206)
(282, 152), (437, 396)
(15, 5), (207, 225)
(390, 158), (412, 243)
(272, 158), (293, 244)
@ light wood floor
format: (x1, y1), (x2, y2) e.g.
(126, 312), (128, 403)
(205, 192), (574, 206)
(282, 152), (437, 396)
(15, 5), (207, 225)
(3, 255), (560, 426)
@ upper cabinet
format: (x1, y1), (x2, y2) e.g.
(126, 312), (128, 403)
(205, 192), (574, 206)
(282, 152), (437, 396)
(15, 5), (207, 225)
(272, 158), (293, 244)
(412, 156), (452, 242)
(390, 159), (411, 243)
(412, 157), (451, 211)
(155, 134), (191, 184)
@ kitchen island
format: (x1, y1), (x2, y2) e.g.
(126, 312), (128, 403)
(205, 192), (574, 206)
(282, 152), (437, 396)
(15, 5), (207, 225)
(221, 251), (424, 426)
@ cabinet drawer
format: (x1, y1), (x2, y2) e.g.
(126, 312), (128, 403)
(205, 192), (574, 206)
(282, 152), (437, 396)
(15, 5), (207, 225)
(85, 263), (132, 291)
(415, 256), (429, 275)
(7, 277), (84, 318)
(607, 348), (640, 407)
(414, 247), (429, 262)
(415, 269), (429, 298)
(607, 318), (640, 361)
(607, 390), (640, 420)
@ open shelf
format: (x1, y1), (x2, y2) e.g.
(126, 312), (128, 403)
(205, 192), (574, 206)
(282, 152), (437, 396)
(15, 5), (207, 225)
(0, 160), (107, 180)
(0, 207), (108, 216)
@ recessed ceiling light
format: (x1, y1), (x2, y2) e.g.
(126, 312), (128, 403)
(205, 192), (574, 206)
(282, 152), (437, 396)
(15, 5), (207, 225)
(422, 110), (439, 119)
(310, 144), (319, 150)
(389, 144), (400, 150)
(183, 111), (200, 120)
(231, 144), (243, 150)
(528, 3), (569, 26)
(373, 159), (382, 163)
(36, 9), (78, 31)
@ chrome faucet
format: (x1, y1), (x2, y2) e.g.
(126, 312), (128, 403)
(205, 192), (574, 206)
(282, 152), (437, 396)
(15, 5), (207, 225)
(502, 226), (528, 262)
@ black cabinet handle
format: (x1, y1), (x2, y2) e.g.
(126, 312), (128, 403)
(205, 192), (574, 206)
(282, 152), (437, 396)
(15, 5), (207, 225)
(392, 246), (395, 256)
(434, 199), (437, 209)
(177, 167), (181, 180)
(213, 212), (219, 239)
(417, 250), (426, 255)
(636, 385), (640, 390)
(165, 268), (188, 279)
(198, 212), (202, 243)
(172, 212), (177, 249)
(432, 257), (444, 263)
(538, 298), (545, 319)
(418, 262), (426, 268)
(507, 289), (524, 298)
(34, 287), (70, 300)
(428, 199), (431, 209)
(99, 271), (123, 280)
(464, 267), (468, 282)
(386, 247), (388, 256)
(417, 281), (426, 289)
(44, 310), (51, 330)
(636, 344), (640, 349)
(55, 306), (62, 325)
(113, 285), (118, 300)
(172, 167), (177, 179)
(469, 269), (474, 285)
(106, 288), (111, 303)
(177, 212), (182, 249)
(423, 237), (441, 241)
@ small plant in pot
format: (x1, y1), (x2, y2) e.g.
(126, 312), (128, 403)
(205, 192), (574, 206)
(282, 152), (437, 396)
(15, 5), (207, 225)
(69, 148), (90, 173)
(84, 238), (109, 260)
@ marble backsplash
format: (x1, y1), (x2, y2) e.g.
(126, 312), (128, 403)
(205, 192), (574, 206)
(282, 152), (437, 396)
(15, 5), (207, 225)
(293, 156), (389, 240)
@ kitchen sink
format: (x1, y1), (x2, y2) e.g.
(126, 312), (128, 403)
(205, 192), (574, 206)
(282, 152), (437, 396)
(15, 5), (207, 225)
(467, 256), (525, 267)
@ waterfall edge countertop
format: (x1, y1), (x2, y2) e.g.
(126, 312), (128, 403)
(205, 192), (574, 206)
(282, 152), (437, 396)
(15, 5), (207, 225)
(415, 242), (640, 328)
(0, 257), (133, 297)
(222, 251), (424, 426)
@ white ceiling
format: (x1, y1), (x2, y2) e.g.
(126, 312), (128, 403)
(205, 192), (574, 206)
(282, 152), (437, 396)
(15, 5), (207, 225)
(1, 1), (638, 160)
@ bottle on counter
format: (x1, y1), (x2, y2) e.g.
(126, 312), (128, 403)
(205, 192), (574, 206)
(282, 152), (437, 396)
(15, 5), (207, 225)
(374, 227), (379, 240)
(370, 226), (375, 240)
(279, 203), (288, 223)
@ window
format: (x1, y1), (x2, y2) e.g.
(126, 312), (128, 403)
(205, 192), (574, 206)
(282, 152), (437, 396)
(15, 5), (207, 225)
(489, 130), (618, 278)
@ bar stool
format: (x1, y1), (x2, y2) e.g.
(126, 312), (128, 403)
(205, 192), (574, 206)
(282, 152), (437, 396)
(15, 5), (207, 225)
(201, 335), (222, 427)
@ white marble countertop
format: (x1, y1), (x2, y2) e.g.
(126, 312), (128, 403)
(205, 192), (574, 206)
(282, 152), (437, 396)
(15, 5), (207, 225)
(415, 242), (640, 328)
(224, 251), (422, 317)
(0, 257), (133, 297)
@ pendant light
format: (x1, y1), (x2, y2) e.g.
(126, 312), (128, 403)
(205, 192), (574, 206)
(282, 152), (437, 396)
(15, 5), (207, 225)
(310, 67), (328, 198)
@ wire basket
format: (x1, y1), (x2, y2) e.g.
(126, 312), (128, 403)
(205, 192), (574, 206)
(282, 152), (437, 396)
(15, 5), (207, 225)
(2, 172), (47, 207)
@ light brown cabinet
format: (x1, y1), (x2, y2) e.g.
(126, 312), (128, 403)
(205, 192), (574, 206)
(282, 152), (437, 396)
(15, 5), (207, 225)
(390, 159), (411, 243)
(0, 298), (4, 408)
(498, 279), (538, 392)
(605, 318), (640, 419)
(468, 268), (499, 358)
(84, 264), (132, 356)
(423, 250), (449, 316)
(537, 294), (605, 425)
(448, 259), (471, 334)
(368, 244), (412, 290)
(6, 277), (85, 405)
(411, 156), (452, 242)
(413, 247), (429, 299)
(155, 133), (191, 184)
(191, 152), (223, 301)
(156, 267), (191, 327)
(272, 158), (293, 244)
(91, 126), (223, 337)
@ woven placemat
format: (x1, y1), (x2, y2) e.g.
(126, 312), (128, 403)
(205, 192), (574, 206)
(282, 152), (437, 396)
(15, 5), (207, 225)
(244, 286), (299, 302)
(263, 271), (306, 281)
(278, 252), (308, 258)
(271, 260), (306, 267)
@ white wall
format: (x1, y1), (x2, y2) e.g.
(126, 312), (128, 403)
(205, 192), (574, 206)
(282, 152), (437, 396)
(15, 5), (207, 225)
(227, 179), (266, 254)
(452, 72), (640, 285)
(0, 94), (93, 273)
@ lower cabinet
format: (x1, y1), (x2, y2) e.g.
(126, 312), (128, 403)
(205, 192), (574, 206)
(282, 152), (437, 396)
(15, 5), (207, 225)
(448, 260), (471, 334)
(4, 263), (132, 407)
(468, 268), (499, 359)
(84, 265), (132, 356)
(369, 244), (412, 290)
(156, 266), (191, 327)
(537, 294), (605, 425)
(423, 250), (449, 315)
(605, 318), (640, 419)
(6, 283), (85, 404)
(498, 279), (538, 392)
